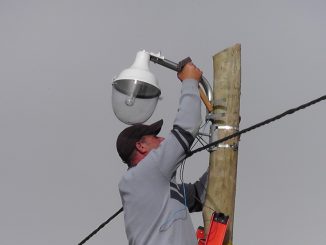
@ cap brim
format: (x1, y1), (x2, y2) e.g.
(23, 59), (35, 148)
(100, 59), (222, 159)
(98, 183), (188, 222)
(144, 119), (163, 136)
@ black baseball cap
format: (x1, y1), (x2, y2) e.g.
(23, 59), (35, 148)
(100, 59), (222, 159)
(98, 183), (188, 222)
(116, 119), (163, 164)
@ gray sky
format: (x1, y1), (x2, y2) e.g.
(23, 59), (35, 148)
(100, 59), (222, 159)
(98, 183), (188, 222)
(1, 0), (325, 244)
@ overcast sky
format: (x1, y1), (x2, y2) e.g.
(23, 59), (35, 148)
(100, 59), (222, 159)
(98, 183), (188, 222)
(1, 0), (325, 244)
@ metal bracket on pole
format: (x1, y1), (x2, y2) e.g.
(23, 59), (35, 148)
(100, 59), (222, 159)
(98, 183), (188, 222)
(208, 122), (239, 152)
(217, 143), (239, 151)
(208, 124), (218, 152)
(206, 98), (228, 152)
(148, 52), (213, 113)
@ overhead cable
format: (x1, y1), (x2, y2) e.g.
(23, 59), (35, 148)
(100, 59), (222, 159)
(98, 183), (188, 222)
(78, 207), (123, 245)
(188, 94), (326, 156)
(78, 94), (326, 244)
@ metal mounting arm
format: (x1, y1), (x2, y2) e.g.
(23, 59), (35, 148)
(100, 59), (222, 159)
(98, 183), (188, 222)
(149, 52), (213, 112)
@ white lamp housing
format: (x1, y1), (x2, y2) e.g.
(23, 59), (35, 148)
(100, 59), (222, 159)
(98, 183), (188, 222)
(112, 50), (161, 125)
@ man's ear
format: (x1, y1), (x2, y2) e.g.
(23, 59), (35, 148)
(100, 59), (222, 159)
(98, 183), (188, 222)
(135, 141), (147, 154)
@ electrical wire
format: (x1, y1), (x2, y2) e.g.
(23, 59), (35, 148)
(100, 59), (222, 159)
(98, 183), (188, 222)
(196, 135), (209, 149)
(188, 94), (326, 157)
(160, 159), (188, 231)
(78, 94), (326, 244)
(78, 207), (123, 245)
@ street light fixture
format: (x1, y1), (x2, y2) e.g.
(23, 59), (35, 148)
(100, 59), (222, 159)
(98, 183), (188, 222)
(112, 51), (161, 125)
(112, 50), (213, 125)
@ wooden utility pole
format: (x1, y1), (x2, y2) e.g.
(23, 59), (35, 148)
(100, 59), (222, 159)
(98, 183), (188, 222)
(203, 44), (241, 245)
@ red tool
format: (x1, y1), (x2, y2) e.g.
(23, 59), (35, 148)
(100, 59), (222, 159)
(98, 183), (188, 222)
(196, 212), (229, 245)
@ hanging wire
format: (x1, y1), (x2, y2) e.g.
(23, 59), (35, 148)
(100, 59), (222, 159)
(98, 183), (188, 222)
(196, 135), (209, 148)
(182, 136), (216, 212)
(78, 94), (326, 244)
(188, 94), (326, 157)
(196, 121), (211, 151)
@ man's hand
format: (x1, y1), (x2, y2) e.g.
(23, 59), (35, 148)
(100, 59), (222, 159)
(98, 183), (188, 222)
(177, 62), (203, 82)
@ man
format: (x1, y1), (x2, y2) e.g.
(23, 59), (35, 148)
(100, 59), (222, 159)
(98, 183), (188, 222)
(117, 63), (208, 245)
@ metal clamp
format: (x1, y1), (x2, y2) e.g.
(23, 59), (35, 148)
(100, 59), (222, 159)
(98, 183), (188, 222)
(217, 143), (239, 151)
(217, 125), (238, 131)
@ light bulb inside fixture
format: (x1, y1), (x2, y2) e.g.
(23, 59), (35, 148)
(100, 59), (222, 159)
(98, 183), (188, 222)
(125, 96), (136, 106)
(124, 80), (140, 106)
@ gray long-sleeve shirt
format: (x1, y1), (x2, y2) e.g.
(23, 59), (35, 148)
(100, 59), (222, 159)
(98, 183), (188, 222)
(119, 79), (207, 245)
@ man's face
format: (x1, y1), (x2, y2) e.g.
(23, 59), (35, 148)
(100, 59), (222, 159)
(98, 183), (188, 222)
(139, 135), (165, 152)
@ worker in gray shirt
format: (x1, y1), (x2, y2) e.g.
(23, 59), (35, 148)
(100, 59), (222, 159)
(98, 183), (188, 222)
(117, 62), (208, 245)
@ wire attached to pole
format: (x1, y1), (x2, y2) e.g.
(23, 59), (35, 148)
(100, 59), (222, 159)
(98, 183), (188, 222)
(188, 94), (326, 157)
(78, 94), (326, 244)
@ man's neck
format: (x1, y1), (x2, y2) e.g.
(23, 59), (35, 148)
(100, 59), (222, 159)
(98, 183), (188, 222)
(130, 152), (147, 167)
